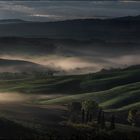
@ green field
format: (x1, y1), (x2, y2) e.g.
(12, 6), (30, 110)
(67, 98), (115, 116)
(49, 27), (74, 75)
(0, 66), (139, 139)
(0, 65), (139, 112)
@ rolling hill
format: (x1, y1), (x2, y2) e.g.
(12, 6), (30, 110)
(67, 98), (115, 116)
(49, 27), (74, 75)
(0, 16), (139, 112)
(0, 58), (51, 73)
(0, 16), (139, 42)
(0, 65), (139, 112)
(0, 16), (139, 75)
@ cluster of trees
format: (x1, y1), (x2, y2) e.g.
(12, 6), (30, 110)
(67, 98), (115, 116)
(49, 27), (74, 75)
(0, 71), (54, 80)
(81, 99), (98, 123)
(31, 71), (54, 78)
(68, 99), (115, 130)
(0, 72), (28, 80)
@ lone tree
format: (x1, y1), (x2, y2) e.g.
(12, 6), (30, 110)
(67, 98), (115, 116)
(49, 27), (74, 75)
(82, 99), (99, 123)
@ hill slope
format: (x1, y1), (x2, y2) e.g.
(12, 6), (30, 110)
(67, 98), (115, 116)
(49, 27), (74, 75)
(0, 16), (139, 42)
(0, 65), (139, 112)
(0, 58), (50, 73)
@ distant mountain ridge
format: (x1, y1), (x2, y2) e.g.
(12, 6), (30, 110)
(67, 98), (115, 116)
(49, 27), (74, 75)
(0, 19), (28, 24)
(1, 15), (140, 24)
(0, 15), (139, 42)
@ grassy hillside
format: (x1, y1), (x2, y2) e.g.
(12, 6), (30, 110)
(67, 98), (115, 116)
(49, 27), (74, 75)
(0, 65), (139, 112)
(0, 66), (139, 94)
(37, 82), (140, 111)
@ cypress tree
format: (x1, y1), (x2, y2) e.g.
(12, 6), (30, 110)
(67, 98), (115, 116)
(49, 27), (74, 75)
(110, 115), (115, 130)
(89, 113), (92, 122)
(82, 109), (85, 123)
(101, 112), (105, 129)
(97, 108), (102, 125)
(86, 111), (89, 123)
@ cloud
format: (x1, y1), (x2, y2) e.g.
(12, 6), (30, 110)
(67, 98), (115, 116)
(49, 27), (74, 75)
(32, 14), (62, 19)
(0, 1), (139, 21)
(0, 1), (34, 14)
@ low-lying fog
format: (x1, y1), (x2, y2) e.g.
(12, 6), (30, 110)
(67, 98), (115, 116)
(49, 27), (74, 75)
(0, 43), (140, 75)
(0, 92), (62, 103)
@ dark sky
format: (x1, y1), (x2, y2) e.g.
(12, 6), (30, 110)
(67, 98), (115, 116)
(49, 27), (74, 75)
(0, 1), (140, 21)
